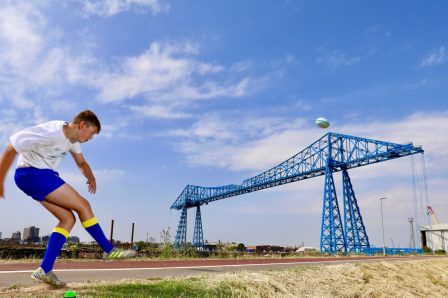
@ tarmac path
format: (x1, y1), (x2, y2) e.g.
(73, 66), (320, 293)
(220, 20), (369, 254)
(0, 255), (439, 288)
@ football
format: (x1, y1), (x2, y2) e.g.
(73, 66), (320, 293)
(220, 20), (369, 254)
(315, 117), (330, 128)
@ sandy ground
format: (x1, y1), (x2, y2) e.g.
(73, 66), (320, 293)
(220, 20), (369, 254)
(0, 257), (447, 297)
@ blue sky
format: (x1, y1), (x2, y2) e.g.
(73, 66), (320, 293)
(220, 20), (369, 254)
(0, 0), (447, 248)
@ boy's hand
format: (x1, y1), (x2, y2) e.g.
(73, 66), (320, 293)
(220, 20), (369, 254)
(87, 178), (96, 194)
(0, 144), (17, 199)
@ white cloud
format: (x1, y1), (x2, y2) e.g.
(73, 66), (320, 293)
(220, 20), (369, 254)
(420, 46), (446, 67)
(271, 54), (298, 67)
(29, 48), (97, 88)
(231, 61), (253, 72)
(95, 42), (193, 102)
(0, 2), (98, 110)
(61, 168), (126, 195)
(197, 62), (224, 75)
(100, 117), (145, 140)
(129, 104), (192, 120)
(168, 112), (448, 178)
(0, 3), (44, 72)
(63, 168), (125, 184)
(167, 115), (311, 171)
(94, 42), (253, 118)
(317, 49), (360, 67)
(0, 2), (257, 128)
(82, 0), (169, 17)
(340, 112), (448, 176)
(295, 99), (312, 111)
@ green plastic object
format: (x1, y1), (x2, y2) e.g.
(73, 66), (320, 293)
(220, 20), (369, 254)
(64, 290), (76, 298)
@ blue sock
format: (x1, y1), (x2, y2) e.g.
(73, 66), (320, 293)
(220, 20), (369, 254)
(82, 217), (113, 253)
(41, 227), (68, 273)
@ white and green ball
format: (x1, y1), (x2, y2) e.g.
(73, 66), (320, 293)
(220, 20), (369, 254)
(315, 117), (330, 128)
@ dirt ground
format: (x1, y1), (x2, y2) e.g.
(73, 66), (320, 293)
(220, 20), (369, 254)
(1, 257), (447, 297)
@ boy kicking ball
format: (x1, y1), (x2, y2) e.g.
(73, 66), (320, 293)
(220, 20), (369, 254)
(0, 110), (136, 287)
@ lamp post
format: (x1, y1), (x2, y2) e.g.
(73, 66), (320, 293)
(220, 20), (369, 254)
(380, 197), (388, 255)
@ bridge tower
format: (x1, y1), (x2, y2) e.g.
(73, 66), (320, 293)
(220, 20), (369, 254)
(320, 163), (347, 254)
(193, 206), (204, 249)
(342, 169), (370, 252)
(174, 207), (187, 248)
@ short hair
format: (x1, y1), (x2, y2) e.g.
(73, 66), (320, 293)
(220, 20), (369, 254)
(72, 110), (101, 134)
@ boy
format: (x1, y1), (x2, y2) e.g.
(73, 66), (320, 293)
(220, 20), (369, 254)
(0, 110), (135, 287)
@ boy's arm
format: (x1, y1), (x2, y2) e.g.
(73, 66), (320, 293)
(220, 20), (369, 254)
(70, 152), (97, 194)
(0, 144), (17, 199)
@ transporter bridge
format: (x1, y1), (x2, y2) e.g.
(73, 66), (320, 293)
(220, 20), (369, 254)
(170, 132), (424, 254)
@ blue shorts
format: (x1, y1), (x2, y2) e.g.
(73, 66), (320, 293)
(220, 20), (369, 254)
(14, 167), (65, 201)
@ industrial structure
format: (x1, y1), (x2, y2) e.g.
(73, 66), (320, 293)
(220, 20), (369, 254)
(408, 217), (416, 249)
(420, 206), (447, 252)
(421, 224), (448, 252)
(170, 132), (424, 254)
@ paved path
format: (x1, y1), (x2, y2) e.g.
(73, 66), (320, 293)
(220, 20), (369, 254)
(0, 256), (439, 288)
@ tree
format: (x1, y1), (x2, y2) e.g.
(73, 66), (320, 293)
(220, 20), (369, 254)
(236, 243), (246, 252)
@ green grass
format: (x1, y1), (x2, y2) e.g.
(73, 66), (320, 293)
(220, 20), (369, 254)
(62, 267), (314, 298)
(77, 267), (318, 298)
(81, 279), (236, 298)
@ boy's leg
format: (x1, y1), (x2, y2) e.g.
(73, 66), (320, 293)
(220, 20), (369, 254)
(81, 216), (113, 253)
(44, 183), (113, 253)
(44, 183), (94, 221)
(39, 201), (75, 273)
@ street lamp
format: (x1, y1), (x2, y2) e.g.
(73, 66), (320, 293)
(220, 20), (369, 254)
(380, 197), (388, 255)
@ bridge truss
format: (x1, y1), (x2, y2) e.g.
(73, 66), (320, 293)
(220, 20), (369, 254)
(170, 132), (424, 254)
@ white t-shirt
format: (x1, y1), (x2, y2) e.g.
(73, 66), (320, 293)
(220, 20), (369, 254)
(10, 120), (82, 170)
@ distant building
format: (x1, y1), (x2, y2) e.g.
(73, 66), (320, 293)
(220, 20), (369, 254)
(67, 236), (80, 244)
(23, 226), (40, 243)
(11, 231), (21, 240)
(203, 243), (218, 252)
(421, 223), (448, 252)
(295, 246), (319, 254)
(41, 235), (80, 244)
(246, 245), (256, 253)
(0, 231), (2, 239)
(255, 245), (284, 254)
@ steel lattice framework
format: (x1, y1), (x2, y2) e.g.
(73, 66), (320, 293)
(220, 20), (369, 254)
(170, 132), (424, 254)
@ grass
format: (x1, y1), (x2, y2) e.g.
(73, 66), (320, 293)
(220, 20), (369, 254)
(81, 279), (235, 298)
(1, 257), (448, 297)
(76, 267), (317, 298)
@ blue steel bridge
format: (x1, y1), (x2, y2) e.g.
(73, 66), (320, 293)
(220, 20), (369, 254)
(170, 132), (424, 254)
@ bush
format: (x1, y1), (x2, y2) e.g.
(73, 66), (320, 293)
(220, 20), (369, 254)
(422, 246), (432, 253)
(180, 245), (198, 258)
(161, 244), (174, 259)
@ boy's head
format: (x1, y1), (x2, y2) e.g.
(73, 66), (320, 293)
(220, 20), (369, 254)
(72, 110), (101, 134)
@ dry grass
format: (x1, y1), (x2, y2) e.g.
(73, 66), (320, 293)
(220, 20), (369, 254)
(1, 257), (447, 297)
(213, 258), (448, 297)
